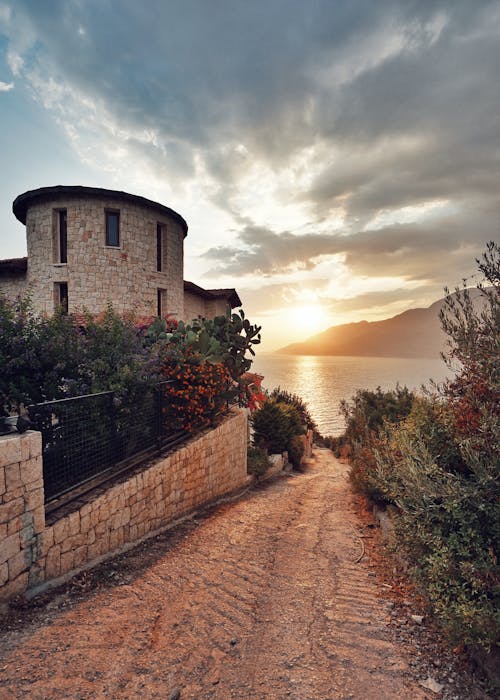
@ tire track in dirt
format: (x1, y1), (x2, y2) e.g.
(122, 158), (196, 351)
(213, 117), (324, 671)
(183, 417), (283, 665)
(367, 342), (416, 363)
(0, 449), (429, 699)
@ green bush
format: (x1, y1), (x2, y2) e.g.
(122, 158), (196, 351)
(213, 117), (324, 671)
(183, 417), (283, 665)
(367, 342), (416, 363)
(288, 434), (305, 469)
(374, 417), (499, 651)
(251, 400), (304, 454)
(269, 387), (318, 433)
(337, 386), (415, 501)
(365, 242), (500, 652)
(247, 446), (272, 478)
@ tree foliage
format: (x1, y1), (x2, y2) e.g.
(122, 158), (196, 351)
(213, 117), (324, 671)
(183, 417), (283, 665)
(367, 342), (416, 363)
(336, 242), (499, 651)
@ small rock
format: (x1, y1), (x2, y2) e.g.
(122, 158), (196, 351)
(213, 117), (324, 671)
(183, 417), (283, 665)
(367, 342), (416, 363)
(168, 689), (181, 700)
(230, 638), (238, 646)
(410, 614), (424, 624)
(419, 677), (444, 694)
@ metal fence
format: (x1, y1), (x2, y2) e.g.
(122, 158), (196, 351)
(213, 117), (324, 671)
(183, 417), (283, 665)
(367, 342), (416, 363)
(28, 381), (190, 506)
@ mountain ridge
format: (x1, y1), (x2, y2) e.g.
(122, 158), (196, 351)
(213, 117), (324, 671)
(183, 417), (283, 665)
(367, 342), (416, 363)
(277, 296), (449, 358)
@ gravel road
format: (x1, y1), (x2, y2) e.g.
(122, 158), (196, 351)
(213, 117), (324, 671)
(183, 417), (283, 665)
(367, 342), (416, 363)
(0, 449), (489, 699)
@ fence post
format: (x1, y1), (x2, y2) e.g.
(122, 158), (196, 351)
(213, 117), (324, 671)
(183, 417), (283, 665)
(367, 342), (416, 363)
(156, 384), (163, 450)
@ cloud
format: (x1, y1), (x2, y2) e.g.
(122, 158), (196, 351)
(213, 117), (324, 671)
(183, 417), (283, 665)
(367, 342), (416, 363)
(0, 80), (13, 91)
(203, 216), (493, 291)
(2, 0), (499, 331)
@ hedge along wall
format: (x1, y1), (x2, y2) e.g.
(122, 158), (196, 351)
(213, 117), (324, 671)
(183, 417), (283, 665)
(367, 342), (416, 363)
(0, 408), (248, 602)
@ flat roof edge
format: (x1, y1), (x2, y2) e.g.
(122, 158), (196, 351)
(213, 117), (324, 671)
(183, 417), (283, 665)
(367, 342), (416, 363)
(12, 185), (188, 236)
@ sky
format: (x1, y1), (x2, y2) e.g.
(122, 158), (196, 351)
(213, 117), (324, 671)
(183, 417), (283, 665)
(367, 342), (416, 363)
(0, 1), (498, 351)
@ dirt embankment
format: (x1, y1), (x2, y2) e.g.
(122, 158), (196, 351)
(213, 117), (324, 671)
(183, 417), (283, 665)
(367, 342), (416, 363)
(0, 449), (490, 699)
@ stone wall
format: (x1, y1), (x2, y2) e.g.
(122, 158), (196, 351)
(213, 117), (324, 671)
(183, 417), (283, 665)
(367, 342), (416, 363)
(183, 290), (207, 322)
(0, 273), (27, 300)
(23, 195), (185, 318)
(0, 431), (45, 600)
(183, 292), (230, 324)
(0, 409), (247, 602)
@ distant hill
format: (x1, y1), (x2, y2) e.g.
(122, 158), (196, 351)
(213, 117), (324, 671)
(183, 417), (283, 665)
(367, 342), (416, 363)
(277, 294), (473, 358)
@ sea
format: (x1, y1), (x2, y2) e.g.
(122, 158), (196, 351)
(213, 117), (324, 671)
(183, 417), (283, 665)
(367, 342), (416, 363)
(251, 354), (452, 437)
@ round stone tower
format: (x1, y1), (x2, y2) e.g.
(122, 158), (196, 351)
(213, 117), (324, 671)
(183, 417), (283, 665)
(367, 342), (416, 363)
(12, 185), (188, 318)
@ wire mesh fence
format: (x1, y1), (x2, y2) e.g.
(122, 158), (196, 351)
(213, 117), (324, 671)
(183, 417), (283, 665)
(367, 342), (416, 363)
(28, 380), (192, 504)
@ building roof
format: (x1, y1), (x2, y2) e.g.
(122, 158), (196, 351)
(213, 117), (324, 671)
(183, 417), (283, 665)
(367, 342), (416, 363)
(12, 185), (188, 236)
(0, 257), (27, 274)
(183, 280), (241, 308)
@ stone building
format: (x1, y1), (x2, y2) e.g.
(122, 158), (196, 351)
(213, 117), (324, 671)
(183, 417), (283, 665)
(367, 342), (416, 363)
(0, 185), (240, 321)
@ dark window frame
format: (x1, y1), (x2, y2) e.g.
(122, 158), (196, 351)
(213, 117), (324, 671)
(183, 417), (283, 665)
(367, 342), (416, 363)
(59, 209), (67, 263)
(105, 210), (120, 247)
(157, 288), (165, 317)
(55, 282), (68, 314)
(156, 223), (163, 272)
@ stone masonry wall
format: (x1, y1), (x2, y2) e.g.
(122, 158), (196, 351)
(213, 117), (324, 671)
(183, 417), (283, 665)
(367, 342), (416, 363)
(0, 431), (45, 601)
(0, 409), (247, 602)
(183, 292), (230, 324)
(24, 196), (185, 318)
(183, 290), (207, 323)
(0, 273), (27, 300)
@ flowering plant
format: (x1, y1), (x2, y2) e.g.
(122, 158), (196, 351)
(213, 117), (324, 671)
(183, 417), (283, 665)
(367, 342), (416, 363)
(160, 345), (233, 433)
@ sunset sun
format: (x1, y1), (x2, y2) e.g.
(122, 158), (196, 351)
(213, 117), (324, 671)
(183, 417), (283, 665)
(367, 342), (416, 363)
(289, 303), (328, 334)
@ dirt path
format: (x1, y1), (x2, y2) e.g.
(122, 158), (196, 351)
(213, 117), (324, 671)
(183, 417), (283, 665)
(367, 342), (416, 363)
(0, 450), (476, 698)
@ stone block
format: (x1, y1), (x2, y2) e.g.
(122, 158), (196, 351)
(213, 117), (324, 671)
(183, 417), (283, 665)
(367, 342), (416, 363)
(2, 485), (24, 503)
(7, 514), (24, 537)
(87, 542), (101, 562)
(68, 511), (80, 536)
(80, 503), (91, 517)
(0, 571), (29, 601)
(53, 518), (69, 545)
(61, 532), (87, 553)
(8, 549), (29, 579)
(27, 432), (42, 460)
(0, 436), (22, 469)
(45, 545), (61, 579)
(95, 520), (109, 537)
(32, 505), (45, 534)
(26, 477), (44, 493)
(19, 524), (35, 549)
(20, 456), (43, 487)
(0, 468), (5, 497)
(80, 513), (91, 534)
(39, 530), (54, 557)
(72, 546), (88, 569)
(4, 463), (22, 492)
(24, 487), (44, 512)
(60, 550), (75, 574)
(0, 561), (8, 586)
(0, 532), (20, 565)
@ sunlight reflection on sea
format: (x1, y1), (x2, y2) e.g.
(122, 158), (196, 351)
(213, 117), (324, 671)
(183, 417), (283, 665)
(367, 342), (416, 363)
(252, 354), (452, 437)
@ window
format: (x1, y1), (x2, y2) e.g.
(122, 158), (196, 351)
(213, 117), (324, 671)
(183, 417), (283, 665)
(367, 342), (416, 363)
(157, 288), (165, 317)
(55, 282), (68, 314)
(59, 210), (67, 263)
(156, 223), (163, 272)
(105, 210), (120, 247)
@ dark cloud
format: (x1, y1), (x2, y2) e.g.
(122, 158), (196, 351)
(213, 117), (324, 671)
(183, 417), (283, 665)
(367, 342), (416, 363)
(203, 218), (493, 288)
(203, 224), (339, 276)
(4, 0), (500, 327)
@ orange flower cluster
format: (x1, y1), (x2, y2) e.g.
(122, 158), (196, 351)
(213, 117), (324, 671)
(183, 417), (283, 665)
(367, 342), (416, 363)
(239, 372), (266, 411)
(161, 355), (232, 434)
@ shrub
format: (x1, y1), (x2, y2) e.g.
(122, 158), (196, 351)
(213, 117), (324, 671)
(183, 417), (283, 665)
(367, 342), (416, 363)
(369, 242), (500, 652)
(247, 446), (272, 478)
(337, 386), (415, 500)
(251, 400), (304, 454)
(288, 434), (305, 469)
(269, 387), (318, 433)
(160, 346), (232, 434)
(374, 417), (499, 651)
